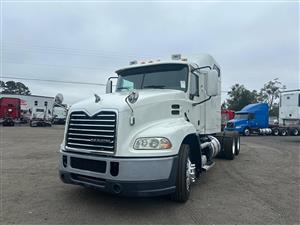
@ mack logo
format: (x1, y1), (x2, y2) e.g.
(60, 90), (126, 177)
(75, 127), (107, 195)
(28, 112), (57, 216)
(90, 138), (113, 144)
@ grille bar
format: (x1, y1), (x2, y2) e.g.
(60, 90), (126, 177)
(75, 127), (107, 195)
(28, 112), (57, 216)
(68, 133), (114, 138)
(69, 123), (115, 127)
(70, 119), (115, 122)
(68, 142), (114, 149)
(66, 111), (117, 154)
(69, 128), (115, 133)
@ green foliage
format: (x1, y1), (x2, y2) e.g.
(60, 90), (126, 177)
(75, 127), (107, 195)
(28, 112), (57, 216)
(226, 84), (258, 111)
(0, 80), (31, 95)
(257, 78), (285, 110)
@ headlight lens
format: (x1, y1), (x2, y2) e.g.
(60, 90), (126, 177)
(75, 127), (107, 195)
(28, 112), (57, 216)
(133, 137), (172, 150)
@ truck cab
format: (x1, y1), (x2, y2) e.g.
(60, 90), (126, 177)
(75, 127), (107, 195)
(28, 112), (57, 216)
(59, 54), (240, 202)
(225, 103), (269, 135)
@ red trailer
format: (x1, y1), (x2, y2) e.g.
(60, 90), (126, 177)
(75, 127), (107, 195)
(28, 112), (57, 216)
(0, 97), (21, 126)
(221, 109), (235, 131)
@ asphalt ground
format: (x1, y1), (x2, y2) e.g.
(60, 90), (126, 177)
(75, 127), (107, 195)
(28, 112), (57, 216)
(1, 126), (299, 225)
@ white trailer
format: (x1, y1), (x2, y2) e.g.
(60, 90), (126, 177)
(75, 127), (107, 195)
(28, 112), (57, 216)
(270, 89), (300, 136)
(279, 89), (300, 125)
(59, 54), (240, 202)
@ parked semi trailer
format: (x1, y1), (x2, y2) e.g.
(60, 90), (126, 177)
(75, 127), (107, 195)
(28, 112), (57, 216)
(59, 54), (240, 202)
(225, 90), (300, 136)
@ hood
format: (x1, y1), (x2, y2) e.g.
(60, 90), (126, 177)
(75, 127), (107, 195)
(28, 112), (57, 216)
(69, 89), (185, 115)
(228, 118), (248, 127)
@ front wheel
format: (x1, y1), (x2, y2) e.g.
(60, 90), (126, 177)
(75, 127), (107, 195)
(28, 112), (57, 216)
(243, 128), (250, 136)
(171, 144), (191, 203)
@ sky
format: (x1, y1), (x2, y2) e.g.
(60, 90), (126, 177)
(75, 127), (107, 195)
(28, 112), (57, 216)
(1, 1), (299, 105)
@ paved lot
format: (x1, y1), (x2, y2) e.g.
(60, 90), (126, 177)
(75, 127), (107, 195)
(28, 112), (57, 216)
(1, 126), (300, 225)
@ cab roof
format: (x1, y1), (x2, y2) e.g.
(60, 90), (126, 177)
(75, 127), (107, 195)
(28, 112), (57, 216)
(115, 53), (219, 74)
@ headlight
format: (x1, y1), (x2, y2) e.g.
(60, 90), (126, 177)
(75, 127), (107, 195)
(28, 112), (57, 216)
(133, 137), (172, 150)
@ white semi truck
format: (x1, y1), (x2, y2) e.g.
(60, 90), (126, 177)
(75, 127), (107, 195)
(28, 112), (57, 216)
(59, 54), (240, 202)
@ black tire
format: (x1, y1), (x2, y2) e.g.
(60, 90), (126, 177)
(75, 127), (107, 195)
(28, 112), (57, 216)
(235, 135), (240, 156)
(224, 137), (235, 160)
(243, 128), (250, 136)
(171, 144), (191, 203)
(272, 128), (279, 136)
(292, 128), (299, 136)
(280, 129), (288, 136)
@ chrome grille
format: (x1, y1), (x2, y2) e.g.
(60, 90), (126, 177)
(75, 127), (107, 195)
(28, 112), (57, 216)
(226, 122), (234, 128)
(66, 111), (117, 154)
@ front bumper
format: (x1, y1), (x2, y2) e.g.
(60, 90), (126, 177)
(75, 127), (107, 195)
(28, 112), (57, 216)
(225, 127), (244, 133)
(59, 150), (178, 197)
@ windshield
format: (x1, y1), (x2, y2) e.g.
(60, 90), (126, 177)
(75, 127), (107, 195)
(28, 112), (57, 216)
(234, 113), (249, 120)
(116, 64), (188, 92)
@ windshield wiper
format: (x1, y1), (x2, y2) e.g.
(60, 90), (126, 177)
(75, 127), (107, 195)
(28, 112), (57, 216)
(143, 85), (166, 89)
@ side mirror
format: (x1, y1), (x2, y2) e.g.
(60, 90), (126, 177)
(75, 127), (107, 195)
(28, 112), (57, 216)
(106, 79), (113, 94)
(206, 70), (219, 96)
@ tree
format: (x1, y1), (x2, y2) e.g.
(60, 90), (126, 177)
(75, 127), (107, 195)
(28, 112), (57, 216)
(226, 84), (258, 111)
(0, 80), (31, 95)
(257, 78), (285, 111)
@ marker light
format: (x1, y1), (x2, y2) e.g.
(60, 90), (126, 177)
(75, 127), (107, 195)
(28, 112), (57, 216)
(129, 60), (138, 65)
(133, 137), (172, 150)
(171, 54), (181, 60)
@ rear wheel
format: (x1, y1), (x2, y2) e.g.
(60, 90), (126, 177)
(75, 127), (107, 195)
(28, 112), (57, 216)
(171, 144), (191, 203)
(292, 128), (299, 136)
(224, 137), (235, 160)
(280, 129), (288, 136)
(272, 128), (279, 136)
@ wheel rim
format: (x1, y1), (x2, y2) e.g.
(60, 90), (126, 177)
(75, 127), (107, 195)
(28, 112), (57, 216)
(186, 158), (192, 191)
(282, 130), (287, 136)
(245, 129), (250, 136)
(232, 140), (236, 155)
(236, 138), (240, 151)
(274, 130), (279, 135)
(294, 129), (299, 135)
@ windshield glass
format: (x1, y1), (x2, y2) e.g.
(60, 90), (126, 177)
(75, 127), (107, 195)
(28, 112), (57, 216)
(234, 113), (249, 120)
(116, 64), (188, 92)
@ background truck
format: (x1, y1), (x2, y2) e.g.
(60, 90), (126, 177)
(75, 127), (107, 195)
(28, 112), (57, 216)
(52, 105), (67, 124)
(0, 97), (21, 126)
(225, 90), (300, 136)
(59, 54), (240, 202)
(29, 106), (52, 127)
(221, 109), (235, 131)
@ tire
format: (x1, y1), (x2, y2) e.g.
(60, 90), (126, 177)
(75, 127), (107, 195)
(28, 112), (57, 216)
(171, 144), (191, 203)
(235, 135), (240, 156)
(280, 129), (288, 136)
(273, 128), (279, 136)
(292, 128), (299, 136)
(243, 128), (250, 136)
(224, 137), (235, 160)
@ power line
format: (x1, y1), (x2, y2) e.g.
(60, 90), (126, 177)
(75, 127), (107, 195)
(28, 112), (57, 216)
(3, 61), (111, 71)
(1, 75), (107, 86)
